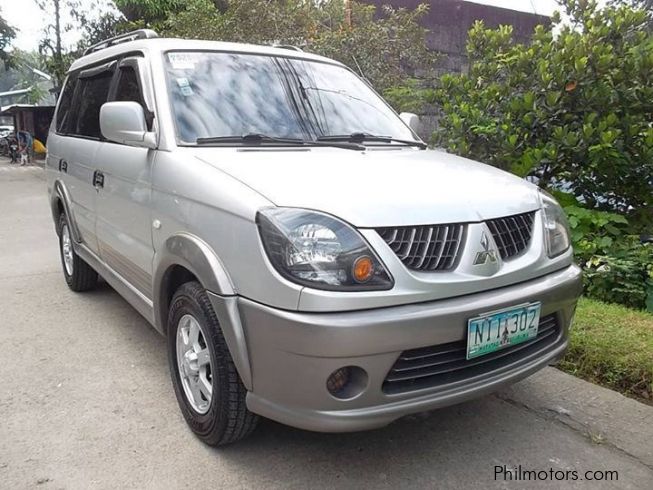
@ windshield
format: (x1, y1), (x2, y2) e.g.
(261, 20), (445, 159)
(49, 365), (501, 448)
(164, 51), (416, 144)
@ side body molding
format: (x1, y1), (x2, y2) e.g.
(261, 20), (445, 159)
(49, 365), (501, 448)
(153, 233), (253, 390)
(51, 180), (81, 241)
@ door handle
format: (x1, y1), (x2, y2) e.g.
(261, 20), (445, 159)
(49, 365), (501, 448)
(59, 159), (68, 173)
(93, 170), (104, 188)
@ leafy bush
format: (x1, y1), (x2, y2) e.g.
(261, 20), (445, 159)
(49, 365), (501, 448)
(383, 79), (436, 115)
(582, 242), (653, 310)
(432, 0), (653, 218)
(564, 205), (629, 257)
(556, 194), (653, 310)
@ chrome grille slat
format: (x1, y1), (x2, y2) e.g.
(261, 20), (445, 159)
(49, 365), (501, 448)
(414, 226), (434, 269)
(433, 225), (450, 269)
(447, 224), (465, 269)
(377, 211), (535, 272)
(377, 223), (465, 272)
(486, 211), (536, 260)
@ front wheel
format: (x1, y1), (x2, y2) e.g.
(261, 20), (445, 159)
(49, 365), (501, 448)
(167, 281), (259, 446)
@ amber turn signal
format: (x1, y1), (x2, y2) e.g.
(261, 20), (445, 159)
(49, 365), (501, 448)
(352, 256), (374, 283)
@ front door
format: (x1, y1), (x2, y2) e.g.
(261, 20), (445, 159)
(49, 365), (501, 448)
(94, 56), (156, 298)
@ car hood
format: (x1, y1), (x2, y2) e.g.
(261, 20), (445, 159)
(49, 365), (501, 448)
(192, 147), (541, 227)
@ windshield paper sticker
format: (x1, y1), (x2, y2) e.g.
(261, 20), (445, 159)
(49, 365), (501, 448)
(175, 77), (194, 96)
(168, 53), (198, 70)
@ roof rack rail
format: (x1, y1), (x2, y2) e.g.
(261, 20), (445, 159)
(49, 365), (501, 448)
(83, 29), (159, 56)
(271, 44), (304, 52)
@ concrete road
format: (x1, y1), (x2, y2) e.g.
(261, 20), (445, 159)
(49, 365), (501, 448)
(1, 160), (652, 489)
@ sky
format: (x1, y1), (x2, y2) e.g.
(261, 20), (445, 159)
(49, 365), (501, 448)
(0, 0), (591, 52)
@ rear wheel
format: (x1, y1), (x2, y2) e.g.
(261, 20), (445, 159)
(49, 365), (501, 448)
(58, 213), (98, 292)
(167, 281), (258, 446)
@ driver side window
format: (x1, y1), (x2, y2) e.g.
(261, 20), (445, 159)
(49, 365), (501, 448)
(113, 65), (153, 130)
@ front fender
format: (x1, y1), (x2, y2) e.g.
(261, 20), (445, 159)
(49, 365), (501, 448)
(153, 233), (253, 390)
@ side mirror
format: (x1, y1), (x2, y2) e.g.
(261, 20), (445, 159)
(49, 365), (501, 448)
(100, 101), (156, 149)
(399, 112), (420, 133)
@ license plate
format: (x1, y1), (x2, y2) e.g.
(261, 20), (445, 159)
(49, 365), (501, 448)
(466, 302), (541, 360)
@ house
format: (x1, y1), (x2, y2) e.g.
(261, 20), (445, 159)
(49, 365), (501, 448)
(0, 104), (55, 147)
(365, 0), (550, 74)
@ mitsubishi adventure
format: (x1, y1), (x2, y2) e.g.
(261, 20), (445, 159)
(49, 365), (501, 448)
(47, 30), (582, 446)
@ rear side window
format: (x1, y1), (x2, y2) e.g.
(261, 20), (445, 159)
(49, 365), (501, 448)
(55, 74), (77, 133)
(74, 72), (113, 139)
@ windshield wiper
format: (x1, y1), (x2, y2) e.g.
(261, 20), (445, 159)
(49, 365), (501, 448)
(196, 133), (365, 150)
(196, 133), (307, 145)
(317, 132), (427, 149)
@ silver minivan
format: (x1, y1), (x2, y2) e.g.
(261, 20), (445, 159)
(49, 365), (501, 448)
(47, 30), (582, 446)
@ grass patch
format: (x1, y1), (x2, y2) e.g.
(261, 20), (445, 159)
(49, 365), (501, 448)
(559, 297), (653, 403)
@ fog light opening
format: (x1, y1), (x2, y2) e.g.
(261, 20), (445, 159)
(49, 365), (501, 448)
(326, 366), (368, 400)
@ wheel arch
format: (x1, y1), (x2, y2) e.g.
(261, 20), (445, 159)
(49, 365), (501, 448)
(153, 233), (252, 390)
(51, 180), (80, 240)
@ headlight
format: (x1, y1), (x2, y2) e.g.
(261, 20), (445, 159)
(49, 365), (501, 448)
(257, 208), (393, 291)
(539, 190), (571, 258)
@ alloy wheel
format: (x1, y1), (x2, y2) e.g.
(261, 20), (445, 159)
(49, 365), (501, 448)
(61, 223), (74, 276)
(176, 314), (213, 414)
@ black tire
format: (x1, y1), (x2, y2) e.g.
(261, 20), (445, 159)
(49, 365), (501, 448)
(57, 213), (98, 292)
(167, 281), (259, 446)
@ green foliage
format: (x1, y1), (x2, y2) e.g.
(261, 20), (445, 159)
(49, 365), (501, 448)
(37, 0), (78, 86)
(160, 0), (436, 92)
(555, 192), (653, 310)
(433, 0), (653, 217)
(560, 297), (653, 402)
(0, 7), (16, 68)
(582, 242), (653, 310)
(562, 203), (629, 258)
(308, 2), (437, 92)
(37, 0), (126, 86)
(115, 0), (184, 24)
(383, 79), (436, 114)
(0, 51), (48, 92)
(432, 0), (653, 311)
(74, 10), (127, 50)
(27, 84), (48, 104)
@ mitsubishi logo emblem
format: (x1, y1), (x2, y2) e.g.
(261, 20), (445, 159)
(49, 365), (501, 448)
(473, 231), (499, 266)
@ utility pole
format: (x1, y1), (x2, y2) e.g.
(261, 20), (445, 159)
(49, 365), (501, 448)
(37, 0), (65, 88)
(54, 0), (62, 86)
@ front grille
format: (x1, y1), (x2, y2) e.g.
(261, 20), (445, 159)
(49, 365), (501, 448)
(486, 211), (536, 260)
(383, 314), (560, 395)
(377, 211), (536, 272)
(376, 224), (465, 271)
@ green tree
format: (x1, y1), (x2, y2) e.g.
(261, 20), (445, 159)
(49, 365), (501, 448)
(432, 0), (652, 221)
(0, 7), (16, 68)
(159, 0), (435, 93)
(115, 0), (186, 26)
(37, 0), (73, 87)
(37, 0), (121, 87)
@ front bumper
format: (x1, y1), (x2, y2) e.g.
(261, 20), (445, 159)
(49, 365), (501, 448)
(227, 265), (582, 432)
